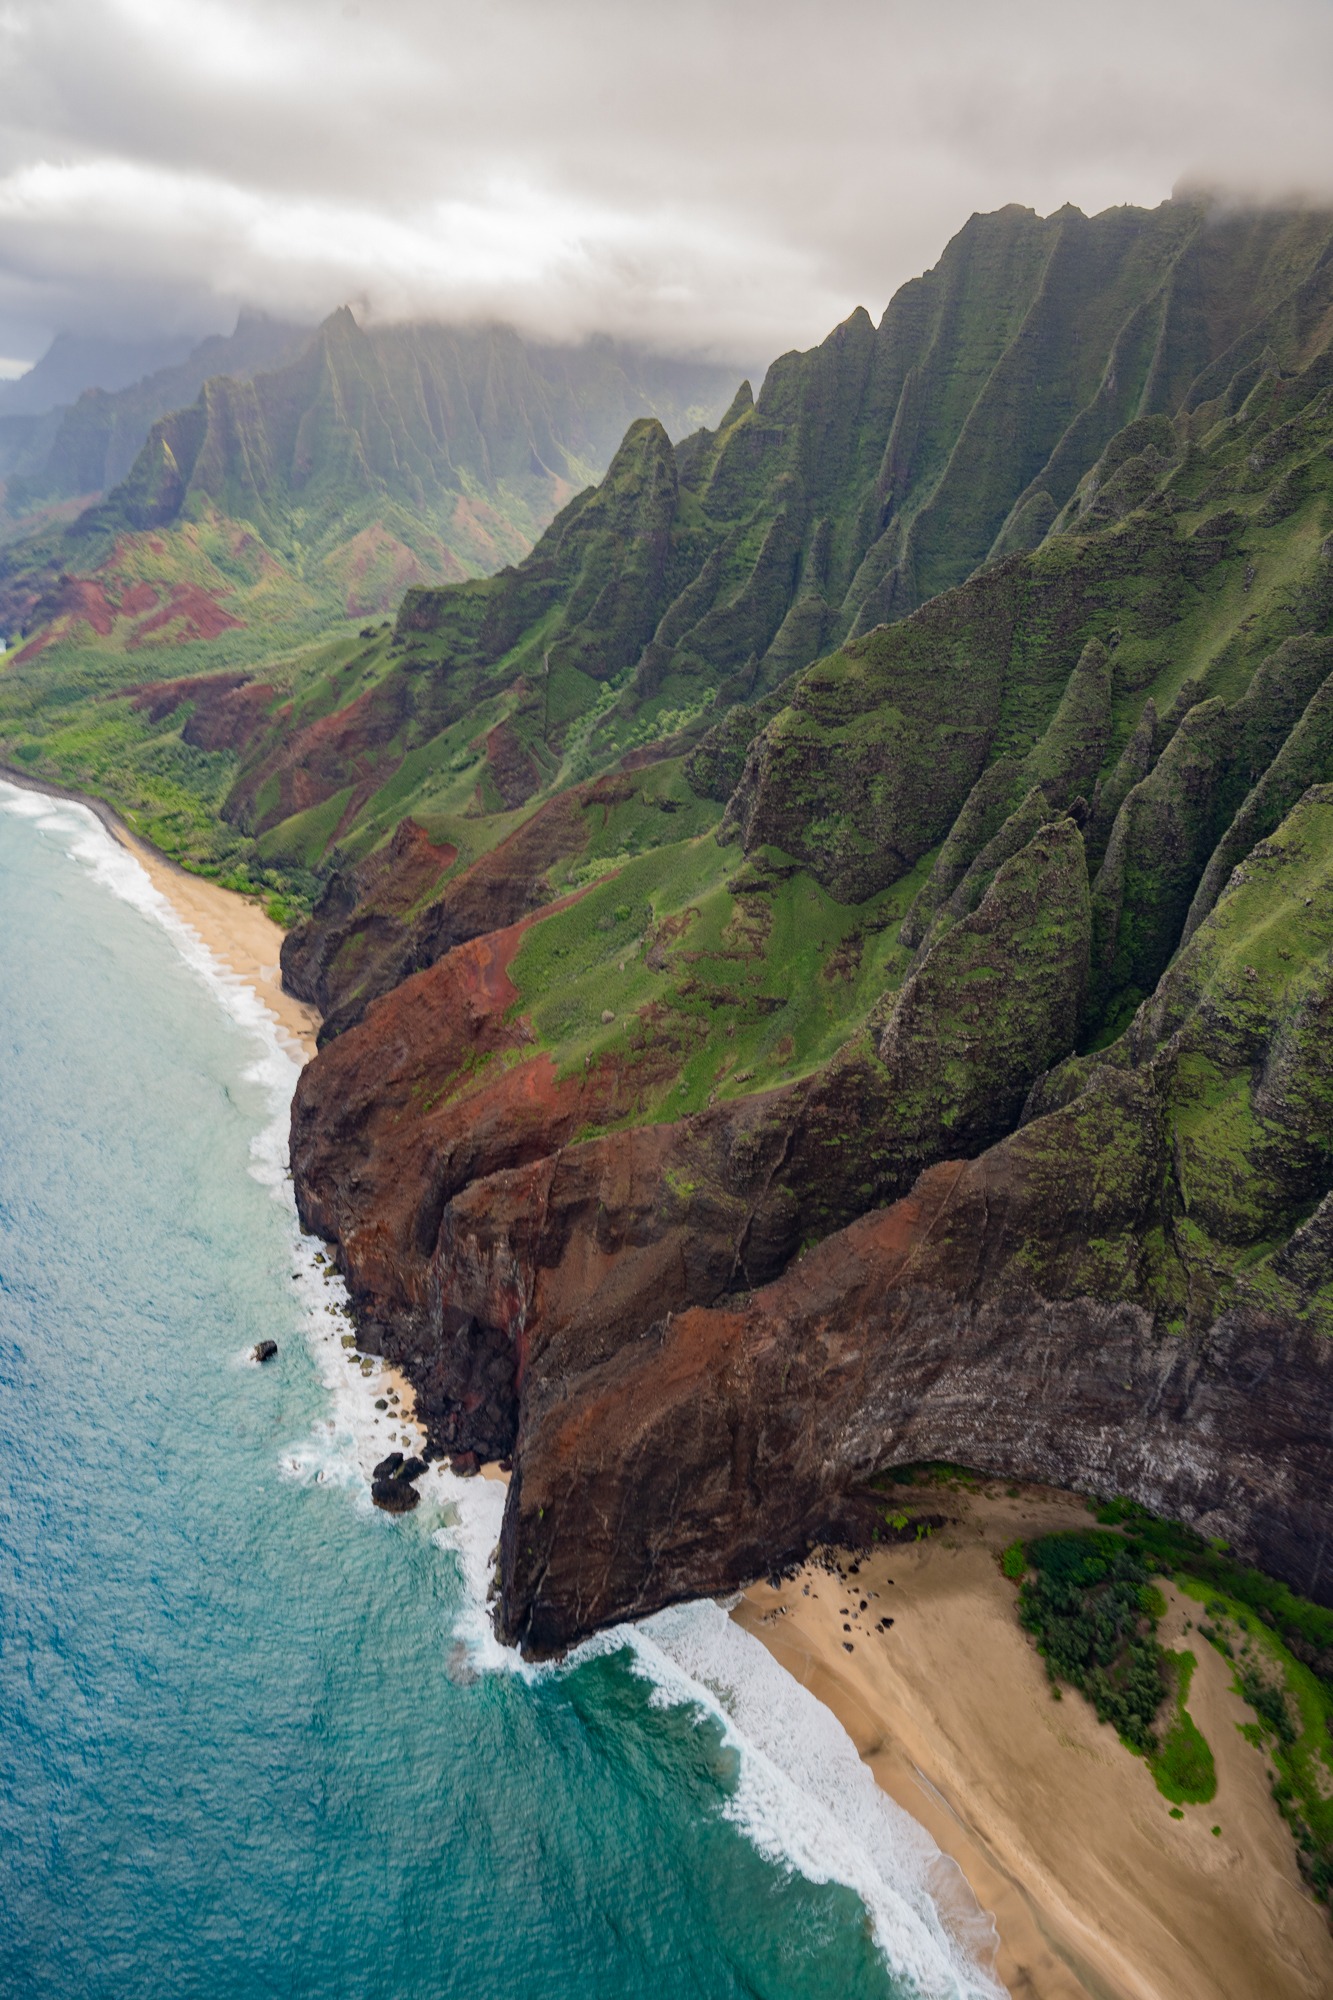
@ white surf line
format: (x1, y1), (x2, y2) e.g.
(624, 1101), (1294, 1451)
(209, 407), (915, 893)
(0, 776), (419, 1495)
(627, 1603), (1004, 2000)
(0, 776), (1004, 1999)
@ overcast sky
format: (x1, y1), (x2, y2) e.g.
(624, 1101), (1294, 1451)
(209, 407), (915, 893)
(1, 0), (1332, 376)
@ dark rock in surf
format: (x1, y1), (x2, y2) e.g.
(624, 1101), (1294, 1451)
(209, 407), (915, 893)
(371, 1450), (426, 1513)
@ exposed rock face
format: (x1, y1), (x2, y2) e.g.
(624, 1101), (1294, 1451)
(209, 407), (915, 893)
(496, 785), (1333, 1647)
(293, 820), (1091, 1465)
(370, 1451), (427, 1513)
(498, 1144), (1333, 1653)
(295, 780), (1332, 1650)
(284, 214), (1333, 1657)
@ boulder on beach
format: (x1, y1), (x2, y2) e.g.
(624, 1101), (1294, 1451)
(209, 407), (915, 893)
(252, 1340), (278, 1364)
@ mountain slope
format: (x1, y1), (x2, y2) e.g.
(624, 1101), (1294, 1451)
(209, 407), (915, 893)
(0, 329), (201, 417)
(0, 312), (314, 531)
(0, 311), (738, 650)
(0, 320), (738, 887)
(6, 196), (1331, 910)
(276, 204), (1333, 1659)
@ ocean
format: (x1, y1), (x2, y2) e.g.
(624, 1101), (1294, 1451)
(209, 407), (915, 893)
(0, 779), (1002, 2000)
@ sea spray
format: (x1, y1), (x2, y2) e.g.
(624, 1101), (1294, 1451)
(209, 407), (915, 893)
(0, 775), (1002, 2000)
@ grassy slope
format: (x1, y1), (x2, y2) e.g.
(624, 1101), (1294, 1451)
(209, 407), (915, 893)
(10, 198), (1333, 921)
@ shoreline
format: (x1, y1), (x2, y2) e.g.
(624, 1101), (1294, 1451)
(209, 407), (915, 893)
(735, 1484), (1333, 2000)
(0, 765), (319, 1058)
(12, 762), (1329, 1996)
(0, 769), (435, 1464)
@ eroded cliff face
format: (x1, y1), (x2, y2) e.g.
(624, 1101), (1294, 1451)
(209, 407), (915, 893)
(293, 787), (1333, 1655)
(498, 1162), (1333, 1654)
(288, 239), (1333, 1653)
(497, 788), (1333, 1648)
(292, 818), (1091, 1461)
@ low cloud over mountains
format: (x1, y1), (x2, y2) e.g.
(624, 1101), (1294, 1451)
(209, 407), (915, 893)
(2, 0), (1332, 371)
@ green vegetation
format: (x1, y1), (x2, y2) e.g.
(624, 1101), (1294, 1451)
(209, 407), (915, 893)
(1018, 1532), (1166, 1752)
(1186, 1582), (1333, 1901)
(1149, 1651), (1217, 1805)
(507, 816), (921, 1125)
(8, 195), (1333, 950)
(0, 313), (312, 536)
(1092, 1498), (1333, 1678)
(0, 318), (734, 899)
(997, 1495), (1333, 1894)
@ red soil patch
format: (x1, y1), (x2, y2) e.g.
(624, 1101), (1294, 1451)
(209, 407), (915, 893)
(54, 577), (115, 635)
(355, 817), (459, 918)
(119, 581), (160, 617)
(125, 671), (275, 751)
(339, 524), (466, 617)
(129, 581), (244, 647)
(279, 689), (400, 819)
(12, 575), (118, 660)
(128, 670), (250, 724)
(292, 882), (611, 1316)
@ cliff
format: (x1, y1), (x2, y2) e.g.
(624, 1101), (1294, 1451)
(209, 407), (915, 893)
(7, 198), (1332, 1654)
(286, 212), (1333, 1653)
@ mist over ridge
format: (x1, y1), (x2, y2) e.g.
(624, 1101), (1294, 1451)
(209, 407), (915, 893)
(2, 0), (1333, 374)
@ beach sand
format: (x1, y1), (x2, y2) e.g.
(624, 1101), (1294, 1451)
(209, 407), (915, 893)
(14, 773), (1326, 1995)
(0, 768), (319, 1057)
(116, 827), (320, 1058)
(735, 1483), (1333, 2000)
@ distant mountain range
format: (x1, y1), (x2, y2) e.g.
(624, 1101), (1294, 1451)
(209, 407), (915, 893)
(0, 328), (205, 417)
(0, 310), (741, 652)
(0, 314), (314, 528)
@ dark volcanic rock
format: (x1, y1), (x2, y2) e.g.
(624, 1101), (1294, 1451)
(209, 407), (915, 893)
(496, 789), (1333, 1650)
(291, 819), (1092, 1468)
(498, 1120), (1333, 1654)
(370, 1450), (427, 1512)
(252, 1339), (278, 1363)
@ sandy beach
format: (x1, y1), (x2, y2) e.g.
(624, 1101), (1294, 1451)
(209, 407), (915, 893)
(0, 768), (319, 1058)
(120, 829), (320, 1058)
(11, 769), (1328, 1997)
(736, 1483), (1333, 2000)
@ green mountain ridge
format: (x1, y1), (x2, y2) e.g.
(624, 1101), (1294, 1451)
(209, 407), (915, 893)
(0, 312), (315, 535)
(228, 195), (1333, 882)
(0, 311), (739, 675)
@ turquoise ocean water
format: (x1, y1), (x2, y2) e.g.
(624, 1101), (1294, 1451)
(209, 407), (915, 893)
(0, 781), (1002, 2000)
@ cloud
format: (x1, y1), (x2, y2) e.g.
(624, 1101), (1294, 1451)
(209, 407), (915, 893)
(0, 0), (1331, 369)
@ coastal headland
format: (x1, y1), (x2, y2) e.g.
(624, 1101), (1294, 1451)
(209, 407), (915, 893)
(13, 774), (1330, 2000)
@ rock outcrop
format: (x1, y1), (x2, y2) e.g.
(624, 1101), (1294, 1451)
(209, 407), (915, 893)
(284, 208), (1333, 1654)
(499, 784), (1333, 1648)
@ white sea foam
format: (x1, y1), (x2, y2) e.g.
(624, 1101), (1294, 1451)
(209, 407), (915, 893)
(623, 1604), (1004, 1999)
(3, 775), (1005, 1999)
